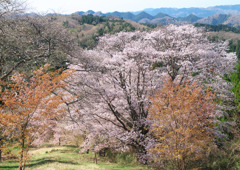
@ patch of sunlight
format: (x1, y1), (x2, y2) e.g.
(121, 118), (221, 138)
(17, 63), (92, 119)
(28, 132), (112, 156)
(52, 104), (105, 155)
(29, 147), (66, 155)
(33, 162), (100, 170)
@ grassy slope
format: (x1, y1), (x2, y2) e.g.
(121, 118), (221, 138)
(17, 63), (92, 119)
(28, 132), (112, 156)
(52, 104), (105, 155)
(0, 146), (148, 170)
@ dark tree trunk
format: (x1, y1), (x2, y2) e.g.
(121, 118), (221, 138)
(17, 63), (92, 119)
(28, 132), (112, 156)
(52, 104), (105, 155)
(0, 148), (2, 162)
(0, 137), (2, 162)
(19, 131), (25, 170)
(58, 137), (61, 146)
(137, 145), (148, 164)
(94, 152), (97, 164)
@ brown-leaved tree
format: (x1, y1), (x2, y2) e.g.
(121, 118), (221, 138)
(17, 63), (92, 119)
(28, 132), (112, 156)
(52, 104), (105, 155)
(148, 78), (217, 169)
(0, 64), (74, 170)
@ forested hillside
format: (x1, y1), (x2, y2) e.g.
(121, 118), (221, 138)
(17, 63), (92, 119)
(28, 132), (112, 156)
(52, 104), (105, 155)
(56, 14), (148, 49)
(0, 1), (240, 170)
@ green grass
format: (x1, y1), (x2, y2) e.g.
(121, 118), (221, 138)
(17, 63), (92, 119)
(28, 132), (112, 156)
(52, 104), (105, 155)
(0, 146), (148, 170)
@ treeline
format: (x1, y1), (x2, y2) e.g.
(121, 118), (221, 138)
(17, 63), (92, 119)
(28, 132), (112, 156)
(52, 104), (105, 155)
(194, 23), (240, 33)
(140, 23), (158, 28)
(97, 21), (135, 36)
(78, 15), (108, 25)
(72, 15), (136, 49)
(229, 40), (240, 58)
(72, 14), (125, 26)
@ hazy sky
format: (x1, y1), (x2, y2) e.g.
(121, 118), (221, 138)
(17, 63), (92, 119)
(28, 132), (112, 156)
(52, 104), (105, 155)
(27, 0), (240, 14)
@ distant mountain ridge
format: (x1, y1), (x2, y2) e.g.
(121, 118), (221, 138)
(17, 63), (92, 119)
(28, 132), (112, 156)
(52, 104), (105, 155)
(73, 10), (203, 23)
(196, 14), (240, 27)
(74, 4), (240, 18)
(71, 4), (240, 27)
(134, 4), (240, 17)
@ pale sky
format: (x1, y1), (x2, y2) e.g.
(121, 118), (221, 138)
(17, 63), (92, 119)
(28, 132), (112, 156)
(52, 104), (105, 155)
(27, 0), (240, 14)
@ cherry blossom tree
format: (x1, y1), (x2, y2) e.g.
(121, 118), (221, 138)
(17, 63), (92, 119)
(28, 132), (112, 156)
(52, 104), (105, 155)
(69, 25), (237, 161)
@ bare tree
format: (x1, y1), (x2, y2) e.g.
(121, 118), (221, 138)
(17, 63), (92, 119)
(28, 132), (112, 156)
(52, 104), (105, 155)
(0, 9), (78, 80)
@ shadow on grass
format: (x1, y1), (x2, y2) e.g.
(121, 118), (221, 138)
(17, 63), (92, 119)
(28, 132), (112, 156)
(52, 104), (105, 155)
(0, 157), (80, 169)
